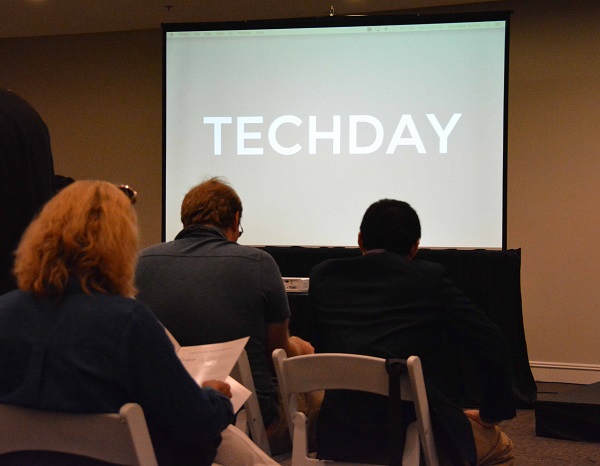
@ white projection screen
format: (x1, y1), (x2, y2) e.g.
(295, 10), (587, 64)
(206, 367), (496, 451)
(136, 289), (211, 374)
(163, 13), (510, 249)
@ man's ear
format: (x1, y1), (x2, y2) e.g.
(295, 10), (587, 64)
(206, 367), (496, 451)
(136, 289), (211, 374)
(408, 240), (420, 259)
(358, 232), (367, 254)
(224, 211), (241, 242)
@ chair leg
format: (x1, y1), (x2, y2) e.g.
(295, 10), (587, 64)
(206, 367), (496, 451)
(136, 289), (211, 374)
(235, 409), (249, 434)
(402, 422), (421, 465)
(292, 411), (316, 466)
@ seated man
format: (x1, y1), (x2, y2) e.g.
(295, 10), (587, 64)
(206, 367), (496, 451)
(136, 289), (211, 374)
(135, 176), (314, 454)
(308, 199), (515, 466)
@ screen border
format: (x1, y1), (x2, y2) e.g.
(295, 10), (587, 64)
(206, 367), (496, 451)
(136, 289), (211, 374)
(162, 11), (511, 250)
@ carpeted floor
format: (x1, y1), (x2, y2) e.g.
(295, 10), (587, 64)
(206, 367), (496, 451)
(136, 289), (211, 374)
(500, 382), (600, 465)
(275, 383), (600, 465)
(501, 408), (600, 465)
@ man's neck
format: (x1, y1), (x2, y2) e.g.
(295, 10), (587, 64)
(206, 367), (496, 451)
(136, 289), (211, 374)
(363, 248), (386, 255)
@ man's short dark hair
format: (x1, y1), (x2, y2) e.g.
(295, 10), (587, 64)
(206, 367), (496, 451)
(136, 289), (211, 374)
(359, 199), (421, 255)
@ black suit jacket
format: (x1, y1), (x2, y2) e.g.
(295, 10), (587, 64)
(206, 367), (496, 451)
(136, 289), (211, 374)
(308, 251), (515, 465)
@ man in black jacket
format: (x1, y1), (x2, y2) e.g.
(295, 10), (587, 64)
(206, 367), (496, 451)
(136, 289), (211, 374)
(309, 199), (515, 465)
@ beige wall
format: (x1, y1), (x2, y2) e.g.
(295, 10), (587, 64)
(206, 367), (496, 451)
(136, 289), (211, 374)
(1, 0), (599, 382)
(506, 0), (600, 381)
(0, 30), (163, 247)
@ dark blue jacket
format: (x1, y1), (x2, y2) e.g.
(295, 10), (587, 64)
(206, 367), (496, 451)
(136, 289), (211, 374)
(0, 283), (233, 465)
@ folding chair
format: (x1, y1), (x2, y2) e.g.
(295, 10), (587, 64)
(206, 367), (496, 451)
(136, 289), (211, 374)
(0, 402), (158, 466)
(272, 349), (440, 466)
(231, 349), (272, 455)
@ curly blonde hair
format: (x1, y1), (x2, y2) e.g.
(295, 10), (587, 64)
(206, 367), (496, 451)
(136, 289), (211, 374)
(14, 180), (139, 297)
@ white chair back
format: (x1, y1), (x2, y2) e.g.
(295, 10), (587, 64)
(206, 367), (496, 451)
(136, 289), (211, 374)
(272, 350), (440, 466)
(0, 402), (158, 466)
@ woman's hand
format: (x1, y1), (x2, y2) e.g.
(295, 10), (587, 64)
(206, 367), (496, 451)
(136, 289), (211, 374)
(202, 380), (232, 398)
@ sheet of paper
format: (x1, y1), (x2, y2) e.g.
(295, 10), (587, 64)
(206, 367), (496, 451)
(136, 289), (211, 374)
(165, 332), (252, 413)
(225, 375), (252, 413)
(176, 336), (250, 385)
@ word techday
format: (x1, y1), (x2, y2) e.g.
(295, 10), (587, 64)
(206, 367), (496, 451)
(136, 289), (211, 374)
(202, 113), (462, 156)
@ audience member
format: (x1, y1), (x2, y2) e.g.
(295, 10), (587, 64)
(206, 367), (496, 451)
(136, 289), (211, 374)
(0, 180), (277, 466)
(0, 88), (54, 295)
(52, 174), (75, 194)
(136, 176), (315, 454)
(309, 199), (516, 466)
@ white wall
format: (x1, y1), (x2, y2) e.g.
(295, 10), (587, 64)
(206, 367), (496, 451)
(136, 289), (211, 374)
(1, 0), (599, 383)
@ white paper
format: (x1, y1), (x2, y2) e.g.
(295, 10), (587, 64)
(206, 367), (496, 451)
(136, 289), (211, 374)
(176, 336), (249, 385)
(166, 330), (251, 413)
(225, 375), (252, 414)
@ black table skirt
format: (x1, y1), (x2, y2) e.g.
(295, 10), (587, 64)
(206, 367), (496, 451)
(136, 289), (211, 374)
(259, 246), (536, 408)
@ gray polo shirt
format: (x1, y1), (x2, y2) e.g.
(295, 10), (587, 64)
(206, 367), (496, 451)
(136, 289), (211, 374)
(135, 225), (290, 426)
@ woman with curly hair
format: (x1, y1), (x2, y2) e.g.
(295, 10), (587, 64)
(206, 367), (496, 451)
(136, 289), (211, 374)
(0, 180), (276, 466)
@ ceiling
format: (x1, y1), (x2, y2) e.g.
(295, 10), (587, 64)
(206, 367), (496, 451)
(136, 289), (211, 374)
(0, 0), (504, 39)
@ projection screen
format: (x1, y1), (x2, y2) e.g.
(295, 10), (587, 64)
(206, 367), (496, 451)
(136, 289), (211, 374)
(163, 12), (510, 249)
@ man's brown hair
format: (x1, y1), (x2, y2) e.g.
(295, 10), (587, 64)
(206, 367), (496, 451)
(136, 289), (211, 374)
(180, 177), (242, 230)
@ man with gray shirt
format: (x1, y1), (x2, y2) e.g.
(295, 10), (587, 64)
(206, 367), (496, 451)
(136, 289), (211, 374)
(136, 177), (313, 454)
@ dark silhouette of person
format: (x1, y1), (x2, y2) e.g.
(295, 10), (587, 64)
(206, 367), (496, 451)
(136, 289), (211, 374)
(0, 89), (55, 295)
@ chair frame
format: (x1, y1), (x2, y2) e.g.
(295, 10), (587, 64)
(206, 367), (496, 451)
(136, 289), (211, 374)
(272, 349), (440, 466)
(0, 402), (158, 465)
(231, 349), (272, 455)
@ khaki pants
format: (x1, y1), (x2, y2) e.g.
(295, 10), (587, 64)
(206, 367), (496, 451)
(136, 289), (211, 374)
(439, 419), (514, 466)
(469, 419), (514, 466)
